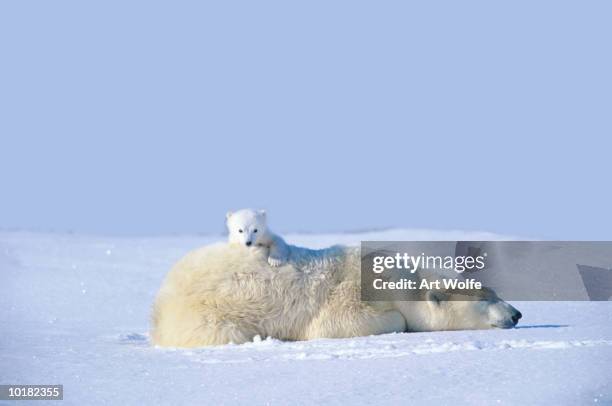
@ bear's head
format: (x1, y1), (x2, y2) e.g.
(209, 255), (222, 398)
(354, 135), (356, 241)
(396, 286), (522, 331)
(226, 209), (268, 248)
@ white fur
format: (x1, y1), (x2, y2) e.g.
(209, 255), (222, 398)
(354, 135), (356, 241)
(226, 209), (289, 267)
(151, 244), (521, 347)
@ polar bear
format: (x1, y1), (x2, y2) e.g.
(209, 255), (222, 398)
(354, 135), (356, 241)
(226, 209), (289, 267)
(151, 243), (522, 347)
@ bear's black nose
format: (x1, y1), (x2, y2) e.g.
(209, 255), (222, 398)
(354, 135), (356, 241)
(245, 241), (252, 247)
(512, 310), (522, 324)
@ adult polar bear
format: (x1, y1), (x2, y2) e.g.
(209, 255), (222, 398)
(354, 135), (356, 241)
(151, 244), (521, 347)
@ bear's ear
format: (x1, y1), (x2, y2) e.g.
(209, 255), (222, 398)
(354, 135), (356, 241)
(426, 290), (446, 307)
(257, 210), (266, 218)
(226, 211), (233, 220)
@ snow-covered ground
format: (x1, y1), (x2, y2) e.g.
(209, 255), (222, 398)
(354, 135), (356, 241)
(1, 230), (611, 405)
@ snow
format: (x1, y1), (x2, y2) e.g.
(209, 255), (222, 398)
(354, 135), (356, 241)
(1, 230), (611, 405)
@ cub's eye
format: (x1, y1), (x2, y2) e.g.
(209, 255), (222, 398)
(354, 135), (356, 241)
(238, 229), (243, 233)
(253, 229), (258, 233)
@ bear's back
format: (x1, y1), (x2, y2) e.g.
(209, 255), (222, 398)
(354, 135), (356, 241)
(151, 243), (358, 345)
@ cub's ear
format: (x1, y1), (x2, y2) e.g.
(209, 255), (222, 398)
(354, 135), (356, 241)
(226, 211), (233, 220)
(257, 210), (266, 218)
(426, 290), (446, 307)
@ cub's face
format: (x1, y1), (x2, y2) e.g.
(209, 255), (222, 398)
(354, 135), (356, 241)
(226, 209), (267, 247)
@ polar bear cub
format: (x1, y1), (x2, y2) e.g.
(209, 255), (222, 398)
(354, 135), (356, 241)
(226, 209), (289, 267)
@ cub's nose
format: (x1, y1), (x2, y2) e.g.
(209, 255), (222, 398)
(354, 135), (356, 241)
(512, 310), (522, 325)
(245, 241), (252, 247)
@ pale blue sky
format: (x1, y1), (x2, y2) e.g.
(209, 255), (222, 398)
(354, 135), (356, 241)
(1, 1), (610, 238)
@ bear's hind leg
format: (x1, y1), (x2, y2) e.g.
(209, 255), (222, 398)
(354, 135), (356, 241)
(188, 318), (262, 346)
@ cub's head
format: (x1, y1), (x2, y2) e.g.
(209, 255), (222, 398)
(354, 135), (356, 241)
(226, 209), (267, 247)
